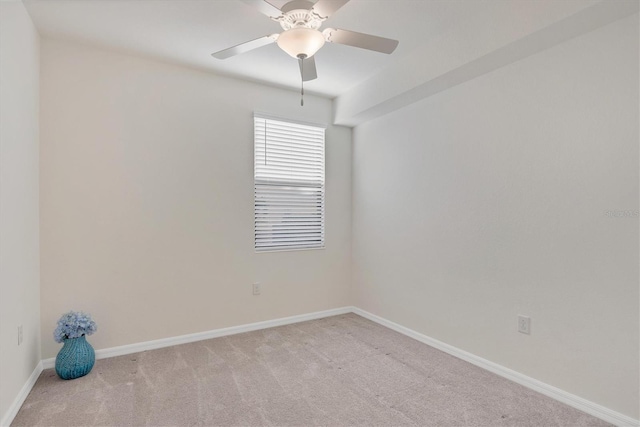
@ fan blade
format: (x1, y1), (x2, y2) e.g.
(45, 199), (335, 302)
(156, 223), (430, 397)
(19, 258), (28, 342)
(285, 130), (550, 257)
(240, 0), (283, 19)
(212, 34), (278, 59)
(299, 55), (318, 81)
(323, 28), (398, 54)
(311, 0), (350, 19)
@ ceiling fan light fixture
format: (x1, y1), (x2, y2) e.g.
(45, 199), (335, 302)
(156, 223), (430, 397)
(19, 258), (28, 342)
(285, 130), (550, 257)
(276, 28), (325, 59)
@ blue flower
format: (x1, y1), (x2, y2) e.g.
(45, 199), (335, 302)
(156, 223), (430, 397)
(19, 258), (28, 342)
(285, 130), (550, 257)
(53, 311), (97, 343)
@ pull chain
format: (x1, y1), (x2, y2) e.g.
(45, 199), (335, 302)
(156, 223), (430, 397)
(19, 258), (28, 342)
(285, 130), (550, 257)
(299, 56), (304, 107)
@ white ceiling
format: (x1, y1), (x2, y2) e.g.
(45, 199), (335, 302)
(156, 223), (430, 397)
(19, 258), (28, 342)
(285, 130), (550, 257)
(23, 0), (548, 98)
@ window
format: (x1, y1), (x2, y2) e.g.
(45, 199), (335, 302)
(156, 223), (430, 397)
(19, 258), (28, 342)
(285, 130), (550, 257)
(254, 115), (325, 252)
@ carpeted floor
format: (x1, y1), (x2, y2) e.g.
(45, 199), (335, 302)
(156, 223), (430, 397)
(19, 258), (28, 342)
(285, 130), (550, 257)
(13, 313), (610, 426)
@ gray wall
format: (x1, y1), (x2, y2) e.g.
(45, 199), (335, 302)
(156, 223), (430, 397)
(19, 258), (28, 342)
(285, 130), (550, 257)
(39, 40), (352, 359)
(351, 15), (639, 418)
(0, 2), (41, 422)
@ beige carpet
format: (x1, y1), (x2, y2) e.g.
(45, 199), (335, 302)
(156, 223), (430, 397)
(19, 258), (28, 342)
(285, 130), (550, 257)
(13, 313), (610, 426)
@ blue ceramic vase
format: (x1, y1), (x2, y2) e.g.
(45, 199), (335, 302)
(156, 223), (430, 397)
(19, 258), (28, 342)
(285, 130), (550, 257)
(55, 335), (95, 380)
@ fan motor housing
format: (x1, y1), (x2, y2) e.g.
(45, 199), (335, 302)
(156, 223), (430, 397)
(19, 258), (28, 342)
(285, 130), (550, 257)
(277, 0), (325, 30)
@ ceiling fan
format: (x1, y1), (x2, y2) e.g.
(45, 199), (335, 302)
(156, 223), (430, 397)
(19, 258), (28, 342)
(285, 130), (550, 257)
(211, 0), (399, 88)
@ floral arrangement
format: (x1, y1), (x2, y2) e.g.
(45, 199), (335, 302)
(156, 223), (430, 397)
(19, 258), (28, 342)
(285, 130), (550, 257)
(54, 311), (97, 343)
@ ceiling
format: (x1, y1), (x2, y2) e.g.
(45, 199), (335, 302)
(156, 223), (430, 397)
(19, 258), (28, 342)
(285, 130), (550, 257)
(25, 0), (628, 106)
(24, 0), (537, 98)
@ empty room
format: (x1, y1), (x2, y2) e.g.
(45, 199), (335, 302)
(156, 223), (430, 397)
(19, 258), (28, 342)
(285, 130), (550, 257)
(1, 0), (638, 426)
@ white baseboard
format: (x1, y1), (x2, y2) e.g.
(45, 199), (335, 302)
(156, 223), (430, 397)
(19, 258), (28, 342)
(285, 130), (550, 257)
(0, 361), (43, 427)
(351, 307), (639, 427)
(42, 306), (352, 369)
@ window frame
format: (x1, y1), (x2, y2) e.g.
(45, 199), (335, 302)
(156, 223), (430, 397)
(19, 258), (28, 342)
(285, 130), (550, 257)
(253, 114), (326, 253)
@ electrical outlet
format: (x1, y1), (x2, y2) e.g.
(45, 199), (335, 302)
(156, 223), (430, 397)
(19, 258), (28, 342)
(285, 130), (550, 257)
(18, 325), (23, 345)
(252, 283), (261, 295)
(518, 315), (531, 335)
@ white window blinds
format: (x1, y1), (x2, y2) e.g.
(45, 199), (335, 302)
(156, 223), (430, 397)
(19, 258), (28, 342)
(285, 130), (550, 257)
(254, 115), (325, 252)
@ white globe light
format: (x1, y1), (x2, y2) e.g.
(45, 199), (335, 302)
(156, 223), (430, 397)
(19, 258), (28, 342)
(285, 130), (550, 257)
(277, 28), (325, 59)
